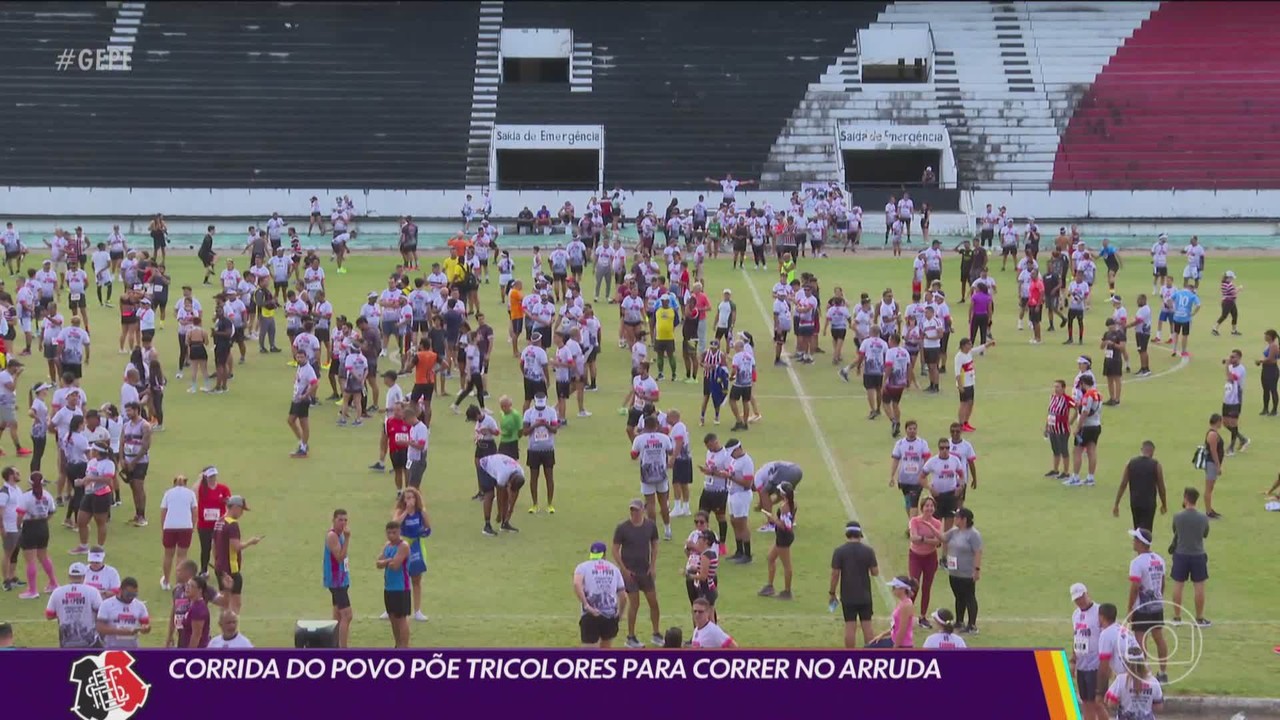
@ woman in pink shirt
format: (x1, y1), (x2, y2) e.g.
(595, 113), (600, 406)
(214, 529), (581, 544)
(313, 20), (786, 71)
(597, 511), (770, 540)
(908, 496), (944, 628)
(869, 576), (917, 648)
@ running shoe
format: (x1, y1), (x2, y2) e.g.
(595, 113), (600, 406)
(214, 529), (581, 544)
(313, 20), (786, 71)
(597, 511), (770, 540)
(413, 611), (429, 622)
(962, 423), (976, 432)
(758, 585), (776, 597)
(369, 462), (386, 472)
(528, 505), (539, 514)
(500, 522), (519, 533)
(1195, 617), (1212, 627)
(756, 524), (775, 533)
(16, 448), (30, 457)
(776, 590), (793, 600)
(547, 506), (556, 514)
(482, 524), (497, 537)
(650, 633), (665, 647)
(625, 636), (644, 649)
(17, 591), (39, 600)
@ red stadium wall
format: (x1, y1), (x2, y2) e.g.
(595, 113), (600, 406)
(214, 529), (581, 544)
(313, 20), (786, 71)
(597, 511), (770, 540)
(1052, 1), (1280, 191)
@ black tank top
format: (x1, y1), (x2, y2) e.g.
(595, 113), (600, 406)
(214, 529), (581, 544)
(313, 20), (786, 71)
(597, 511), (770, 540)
(1206, 430), (1225, 464)
(1125, 456), (1159, 508)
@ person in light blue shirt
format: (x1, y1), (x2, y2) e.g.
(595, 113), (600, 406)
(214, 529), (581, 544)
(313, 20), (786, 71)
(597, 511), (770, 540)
(1169, 281), (1201, 358)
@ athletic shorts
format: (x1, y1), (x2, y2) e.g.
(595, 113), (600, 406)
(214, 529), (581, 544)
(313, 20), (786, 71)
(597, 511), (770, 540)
(729, 385), (752, 402)
(527, 449), (556, 470)
(728, 491), (752, 519)
(626, 407), (644, 428)
(923, 347), (940, 365)
(390, 448), (408, 471)
(523, 378), (547, 402)
(1075, 669), (1098, 704)
(883, 386), (904, 403)
(225, 572), (244, 595)
(1154, 266), (1168, 278)
(1076, 425), (1101, 447)
(899, 484), (922, 510)
(863, 373), (882, 391)
(81, 494), (112, 515)
(1129, 609), (1163, 632)
(1158, 310), (1172, 323)
(579, 613), (620, 644)
(673, 458), (693, 485)
(383, 589), (411, 618)
(641, 480), (669, 497)
(623, 569), (655, 594)
(699, 489), (728, 515)
(124, 461), (149, 483)
(1049, 432), (1069, 458)
(1170, 552), (1209, 583)
(1221, 403), (1241, 419)
(842, 601), (873, 623)
(773, 330), (789, 344)
(162, 528), (193, 549)
(933, 490), (958, 519)
(1136, 333), (1150, 353)
(329, 587), (351, 610)
(655, 339), (675, 355)
(831, 328), (847, 341)
(290, 400), (311, 418)
(1171, 321), (1191, 336)
(959, 386), (975, 403)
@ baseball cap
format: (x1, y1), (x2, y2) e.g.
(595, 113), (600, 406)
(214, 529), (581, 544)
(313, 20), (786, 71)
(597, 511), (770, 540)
(202, 466), (218, 477)
(588, 542), (607, 560)
(1225, 270), (1236, 279)
(628, 498), (645, 511)
(32, 382), (53, 394)
(1128, 528), (1152, 546)
(533, 394), (548, 409)
(722, 288), (732, 295)
(87, 548), (106, 563)
(227, 495), (251, 510)
(1069, 583), (1088, 600)
(68, 562), (88, 577)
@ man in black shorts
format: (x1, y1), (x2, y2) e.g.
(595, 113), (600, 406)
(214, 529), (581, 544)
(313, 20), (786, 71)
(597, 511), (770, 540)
(830, 521), (879, 648)
(612, 498), (661, 649)
(378, 520), (411, 648)
(323, 509), (353, 648)
(698, 433), (730, 555)
(573, 541), (626, 649)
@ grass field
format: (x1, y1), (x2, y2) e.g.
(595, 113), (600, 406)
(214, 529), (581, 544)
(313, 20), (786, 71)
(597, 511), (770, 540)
(0, 242), (1276, 697)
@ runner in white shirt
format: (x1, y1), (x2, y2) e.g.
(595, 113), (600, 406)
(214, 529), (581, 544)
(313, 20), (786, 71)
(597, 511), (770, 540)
(1126, 528), (1170, 682)
(1181, 236), (1205, 289)
(953, 337), (991, 433)
(630, 414), (674, 540)
(287, 349), (319, 458)
(921, 440), (967, 531)
(1068, 583), (1104, 718)
(705, 173), (755, 206)
(45, 563), (103, 648)
(1149, 233), (1170, 293)
(96, 577), (150, 648)
(476, 452), (526, 536)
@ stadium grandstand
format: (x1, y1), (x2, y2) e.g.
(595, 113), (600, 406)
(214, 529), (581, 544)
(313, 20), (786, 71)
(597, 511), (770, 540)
(0, 0), (1276, 227)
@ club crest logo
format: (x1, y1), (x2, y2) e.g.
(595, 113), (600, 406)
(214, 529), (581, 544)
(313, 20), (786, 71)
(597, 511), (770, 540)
(69, 650), (150, 720)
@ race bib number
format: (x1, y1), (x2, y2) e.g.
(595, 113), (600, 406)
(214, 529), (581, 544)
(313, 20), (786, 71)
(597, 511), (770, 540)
(153, 284), (164, 294)
(124, 442), (142, 456)
(1074, 637), (1090, 654)
(532, 427), (551, 443)
(946, 556), (959, 571)
(1104, 349), (1114, 359)
(394, 433), (409, 446)
(903, 460), (920, 476)
(70, 293), (84, 302)
(202, 508), (221, 522)
(133, 284), (145, 292)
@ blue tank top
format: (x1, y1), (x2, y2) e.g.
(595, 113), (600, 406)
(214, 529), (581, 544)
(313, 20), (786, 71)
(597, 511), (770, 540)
(383, 543), (409, 592)
(322, 531), (349, 589)
(400, 511), (427, 540)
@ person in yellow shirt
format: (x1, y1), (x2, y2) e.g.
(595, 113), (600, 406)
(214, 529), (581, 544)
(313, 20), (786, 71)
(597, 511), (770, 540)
(442, 250), (464, 288)
(653, 295), (679, 380)
(253, 276), (281, 352)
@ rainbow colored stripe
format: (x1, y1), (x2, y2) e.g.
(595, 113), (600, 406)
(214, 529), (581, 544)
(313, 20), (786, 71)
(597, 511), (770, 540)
(1034, 650), (1084, 720)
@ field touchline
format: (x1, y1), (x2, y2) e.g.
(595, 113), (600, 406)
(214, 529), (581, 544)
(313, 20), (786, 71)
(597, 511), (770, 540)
(738, 269), (897, 607)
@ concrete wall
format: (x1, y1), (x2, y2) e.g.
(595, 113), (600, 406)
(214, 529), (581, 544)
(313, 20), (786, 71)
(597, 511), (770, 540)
(1, 187), (1277, 239)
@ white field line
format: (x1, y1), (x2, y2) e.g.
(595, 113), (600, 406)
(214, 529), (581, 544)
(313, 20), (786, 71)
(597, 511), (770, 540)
(738, 269), (897, 608)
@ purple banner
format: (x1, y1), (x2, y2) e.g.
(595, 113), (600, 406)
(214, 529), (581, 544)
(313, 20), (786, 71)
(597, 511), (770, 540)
(2, 649), (1073, 720)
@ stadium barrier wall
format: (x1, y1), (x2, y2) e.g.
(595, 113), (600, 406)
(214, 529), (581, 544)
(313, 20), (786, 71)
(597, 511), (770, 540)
(2, 188), (1278, 239)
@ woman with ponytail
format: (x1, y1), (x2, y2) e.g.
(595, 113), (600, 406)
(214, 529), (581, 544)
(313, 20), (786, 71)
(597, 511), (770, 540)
(758, 481), (796, 599)
(1104, 647), (1163, 719)
(868, 575), (918, 648)
(922, 608), (968, 649)
(16, 470), (58, 599)
(27, 383), (51, 472)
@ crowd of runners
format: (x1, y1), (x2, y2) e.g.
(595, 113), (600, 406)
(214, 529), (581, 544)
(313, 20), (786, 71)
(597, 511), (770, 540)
(0, 185), (1264, 711)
